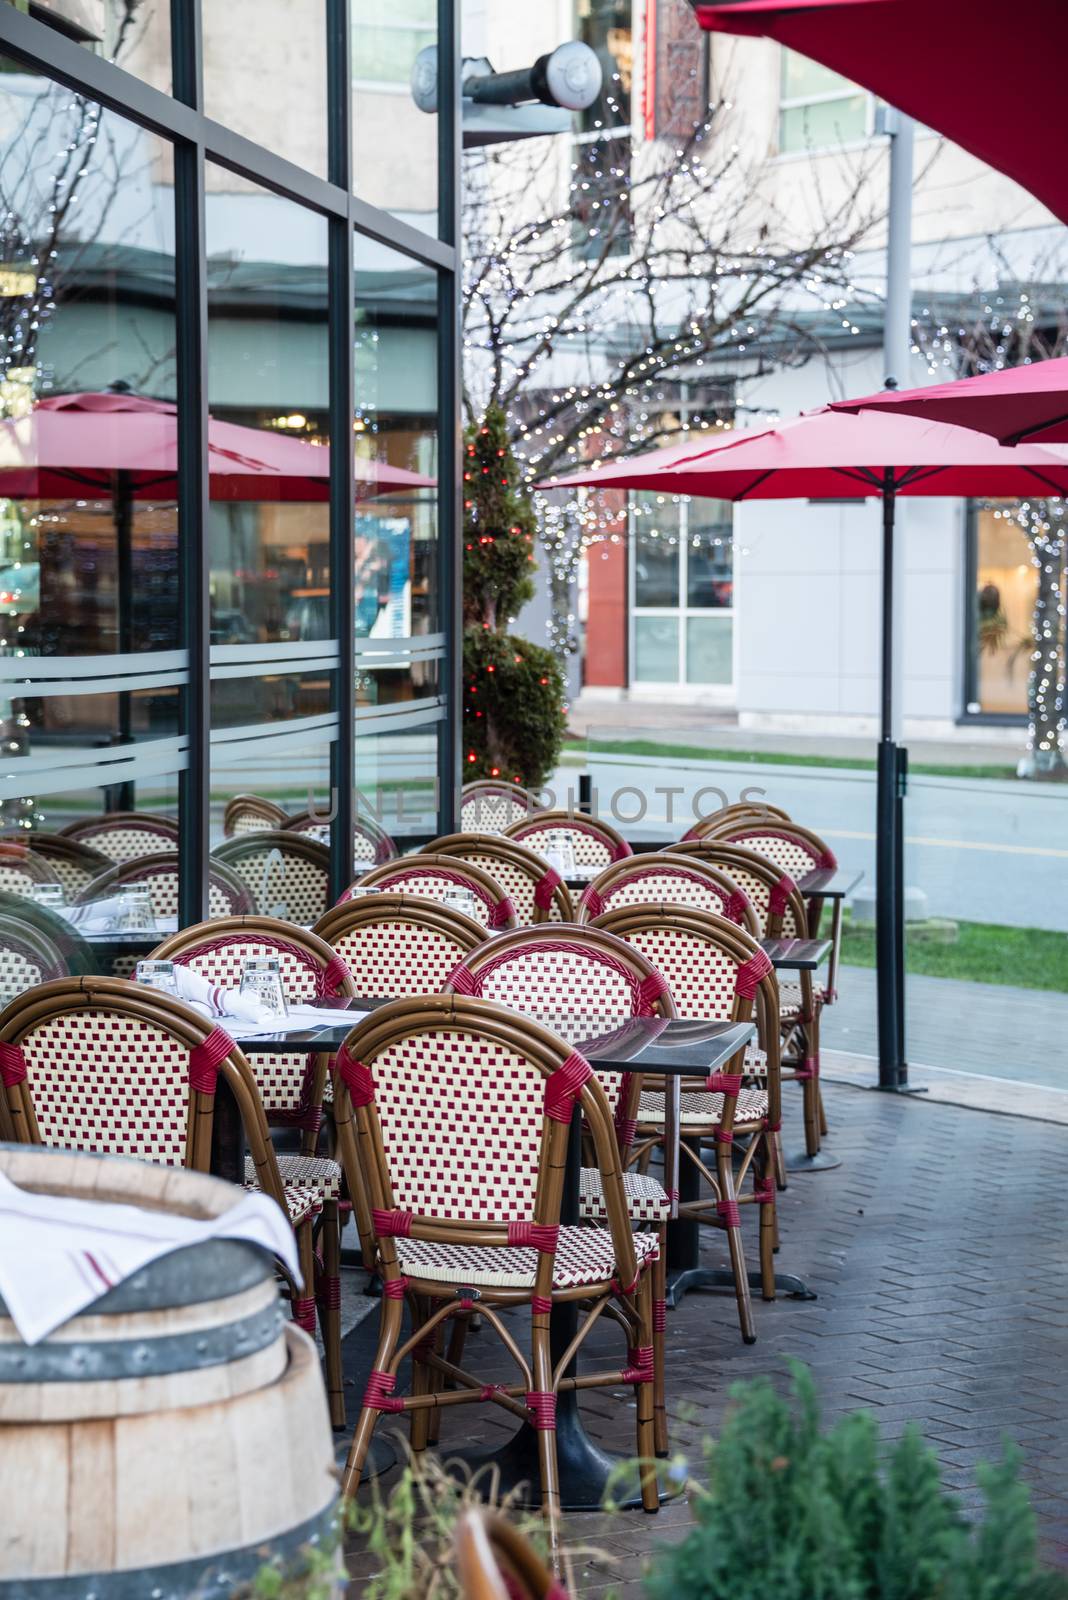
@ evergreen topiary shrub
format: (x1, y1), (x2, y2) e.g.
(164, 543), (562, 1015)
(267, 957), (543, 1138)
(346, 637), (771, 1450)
(646, 1364), (1066, 1600)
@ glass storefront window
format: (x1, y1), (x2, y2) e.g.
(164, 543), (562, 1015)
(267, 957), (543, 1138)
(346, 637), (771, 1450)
(17, 0), (171, 90)
(634, 615), (678, 681)
(631, 483), (735, 690)
(967, 503), (1045, 716)
(686, 614), (732, 684)
(633, 501), (680, 607)
(203, 0), (327, 177)
(687, 511), (734, 608)
(779, 49), (869, 154)
(352, 0), (438, 235)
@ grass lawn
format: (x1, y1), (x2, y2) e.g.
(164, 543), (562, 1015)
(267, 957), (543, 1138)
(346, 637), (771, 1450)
(564, 736), (1020, 783)
(833, 912), (1068, 992)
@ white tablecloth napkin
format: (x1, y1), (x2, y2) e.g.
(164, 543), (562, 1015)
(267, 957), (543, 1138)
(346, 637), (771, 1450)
(0, 1169), (300, 1345)
(229, 1003), (367, 1041)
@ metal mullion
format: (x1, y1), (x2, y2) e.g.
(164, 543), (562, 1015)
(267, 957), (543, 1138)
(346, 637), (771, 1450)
(435, 0), (461, 832)
(171, 0), (202, 110)
(174, 132), (210, 927)
(327, 0), (355, 901)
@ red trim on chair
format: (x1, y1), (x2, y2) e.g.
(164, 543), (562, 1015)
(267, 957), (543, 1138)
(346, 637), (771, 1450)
(531, 1294), (553, 1315)
(322, 1274), (341, 1311)
(372, 1207), (413, 1237)
(187, 1027), (234, 1095)
(335, 1044), (375, 1106)
(508, 1221), (560, 1253)
(293, 1296), (317, 1334)
(716, 1199), (741, 1228)
(653, 1298), (667, 1333)
(706, 1072), (743, 1096)
(637, 970), (670, 1011)
(616, 1114), (638, 1152)
(321, 953), (351, 995)
(533, 867), (563, 910)
(0, 1041), (26, 1087)
(795, 1057), (818, 1081)
(364, 1369), (405, 1413)
(544, 1050), (592, 1122)
(769, 875), (796, 918)
(816, 848), (837, 869)
(765, 1119), (782, 1134)
(526, 1391), (556, 1429)
(580, 884), (605, 918)
(725, 890), (748, 924)
(735, 947), (773, 999)
(753, 1177), (775, 1202)
(448, 962), (477, 995)
(490, 896), (517, 928)
(382, 1275), (409, 1299)
(713, 1129), (734, 1145)
(622, 1345), (655, 1384)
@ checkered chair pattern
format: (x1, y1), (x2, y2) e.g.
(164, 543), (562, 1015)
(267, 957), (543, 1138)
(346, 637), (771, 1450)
(284, 811), (398, 866)
(460, 781), (537, 833)
(334, 996), (661, 1521)
(60, 814), (179, 864)
(17, 834), (110, 900)
(422, 835), (573, 925)
(223, 795), (288, 836)
(0, 846), (60, 899)
(505, 812), (631, 869)
(0, 919), (66, 1008)
(213, 832), (331, 925)
(354, 856), (517, 930)
(705, 822), (836, 883)
(75, 854), (254, 921)
(577, 853), (760, 933)
(322, 914), (480, 998)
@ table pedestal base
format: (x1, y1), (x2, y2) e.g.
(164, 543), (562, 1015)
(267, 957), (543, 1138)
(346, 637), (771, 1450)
(785, 1147), (841, 1172)
(666, 1265), (817, 1311)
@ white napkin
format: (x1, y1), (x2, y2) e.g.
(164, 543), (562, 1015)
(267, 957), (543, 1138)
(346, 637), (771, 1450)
(61, 896), (135, 932)
(0, 1170), (300, 1345)
(171, 965), (272, 1023)
(229, 1004), (367, 1041)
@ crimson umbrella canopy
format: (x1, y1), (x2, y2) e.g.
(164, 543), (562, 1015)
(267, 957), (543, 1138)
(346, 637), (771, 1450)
(0, 391), (435, 501)
(687, 0), (1068, 226)
(830, 358), (1068, 447)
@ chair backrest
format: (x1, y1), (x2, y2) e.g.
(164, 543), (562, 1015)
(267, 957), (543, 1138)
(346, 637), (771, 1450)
(459, 781), (539, 833)
(421, 833), (573, 925)
(454, 1509), (561, 1600)
(11, 832), (111, 900)
(0, 977), (285, 1210)
(213, 831), (331, 924)
(0, 843), (60, 899)
(223, 794), (289, 836)
(442, 924), (674, 1135)
(576, 851), (760, 936)
(58, 812), (179, 864)
(76, 853), (254, 921)
(332, 995), (635, 1292)
(0, 914), (67, 1006)
(504, 810), (631, 869)
(682, 800), (792, 840)
(352, 854), (517, 930)
(151, 916), (354, 1121)
(283, 809), (398, 866)
(697, 818), (836, 882)
(671, 839), (806, 939)
(314, 894), (488, 998)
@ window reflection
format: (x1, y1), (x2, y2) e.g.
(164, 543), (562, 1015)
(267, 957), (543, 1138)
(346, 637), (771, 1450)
(970, 504), (1038, 716)
(352, 0), (438, 234)
(203, 0), (327, 177)
(25, 0), (172, 91)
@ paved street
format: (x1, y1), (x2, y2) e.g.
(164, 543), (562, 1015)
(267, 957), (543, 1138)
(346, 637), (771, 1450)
(341, 1082), (1068, 1593)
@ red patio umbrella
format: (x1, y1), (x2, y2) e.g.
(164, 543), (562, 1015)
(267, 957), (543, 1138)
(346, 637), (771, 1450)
(830, 359), (1068, 447)
(687, 0), (1068, 225)
(0, 391), (435, 501)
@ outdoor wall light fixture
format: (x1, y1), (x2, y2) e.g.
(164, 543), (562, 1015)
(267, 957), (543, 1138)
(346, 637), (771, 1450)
(412, 40), (603, 146)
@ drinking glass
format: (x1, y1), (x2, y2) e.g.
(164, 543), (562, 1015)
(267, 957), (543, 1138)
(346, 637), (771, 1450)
(239, 955), (288, 1016)
(135, 959), (179, 997)
(117, 886), (155, 932)
(30, 884), (65, 910)
(546, 828), (577, 878)
(441, 886), (480, 920)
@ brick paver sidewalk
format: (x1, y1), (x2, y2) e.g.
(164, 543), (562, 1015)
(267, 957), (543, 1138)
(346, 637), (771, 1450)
(341, 1082), (1068, 1592)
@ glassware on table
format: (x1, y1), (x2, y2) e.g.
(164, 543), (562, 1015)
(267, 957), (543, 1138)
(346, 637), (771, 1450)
(135, 959), (179, 996)
(116, 886), (155, 932)
(30, 883), (65, 910)
(239, 955), (288, 1016)
(440, 886), (480, 920)
(544, 828), (577, 878)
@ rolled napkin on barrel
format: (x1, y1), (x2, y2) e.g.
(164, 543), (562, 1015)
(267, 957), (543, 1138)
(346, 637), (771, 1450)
(0, 1170), (301, 1345)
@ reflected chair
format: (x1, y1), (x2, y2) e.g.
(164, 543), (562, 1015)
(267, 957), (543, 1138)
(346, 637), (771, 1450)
(460, 780), (540, 833)
(335, 995), (660, 1546)
(284, 808), (398, 866)
(0, 974), (342, 1423)
(223, 794), (289, 836)
(442, 923), (675, 1454)
(351, 853), (518, 930)
(504, 809), (631, 871)
(589, 905), (780, 1344)
(0, 842), (61, 899)
(59, 811), (179, 863)
(14, 832), (111, 900)
(77, 852), (254, 921)
(422, 834), (573, 925)
(0, 914), (67, 1007)
(213, 831), (331, 925)
(576, 851), (760, 936)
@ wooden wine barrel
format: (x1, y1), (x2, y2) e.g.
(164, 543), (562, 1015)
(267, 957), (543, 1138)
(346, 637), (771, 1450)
(0, 1146), (342, 1598)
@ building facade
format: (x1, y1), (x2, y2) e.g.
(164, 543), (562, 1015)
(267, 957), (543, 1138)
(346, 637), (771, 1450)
(0, 0), (461, 917)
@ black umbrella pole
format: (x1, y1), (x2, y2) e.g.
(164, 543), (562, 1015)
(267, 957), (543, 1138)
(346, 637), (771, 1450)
(876, 475), (903, 1089)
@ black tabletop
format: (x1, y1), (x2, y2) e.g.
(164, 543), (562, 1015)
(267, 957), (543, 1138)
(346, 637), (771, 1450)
(797, 866), (863, 899)
(761, 937), (832, 971)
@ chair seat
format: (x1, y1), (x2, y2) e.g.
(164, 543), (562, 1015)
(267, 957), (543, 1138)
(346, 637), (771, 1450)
(579, 1167), (669, 1223)
(637, 1085), (769, 1129)
(395, 1226), (660, 1291)
(778, 980), (826, 1021)
(244, 1155), (339, 1224)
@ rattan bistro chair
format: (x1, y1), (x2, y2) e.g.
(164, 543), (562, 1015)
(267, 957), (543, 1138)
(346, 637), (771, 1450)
(700, 817), (836, 884)
(460, 780), (539, 833)
(17, 832), (110, 899)
(213, 831), (331, 925)
(682, 800), (792, 840)
(59, 811), (179, 863)
(590, 905), (780, 1344)
(223, 794), (289, 836)
(454, 1509), (564, 1600)
(504, 810), (631, 872)
(77, 853), (254, 922)
(353, 854), (518, 931)
(284, 808), (398, 866)
(422, 834), (573, 925)
(335, 995), (661, 1544)
(0, 975), (343, 1423)
(576, 851), (760, 936)
(442, 924), (675, 1454)
(0, 842), (61, 899)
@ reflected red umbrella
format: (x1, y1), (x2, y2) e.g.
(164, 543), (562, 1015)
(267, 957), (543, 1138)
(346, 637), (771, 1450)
(0, 391), (435, 501)
(830, 359), (1068, 446)
(688, 0), (1068, 224)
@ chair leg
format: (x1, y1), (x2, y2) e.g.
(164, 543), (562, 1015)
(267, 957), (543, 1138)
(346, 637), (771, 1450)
(341, 1291), (404, 1499)
(409, 1297), (435, 1454)
(818, 1083), (829, 1137)
(427, 1312), (468, 1448)
(316, 1198), (345, 1429)
(531, 1311), (561, 1563)
(773, 1128), (787, 1191)
(652, 1227), (669, 1458)
(717, 1146), (755, 1345)
(755, 1144), (776, 1302)
(634, 1273), (660, 1513)
(293, 1217), (318, 1340)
